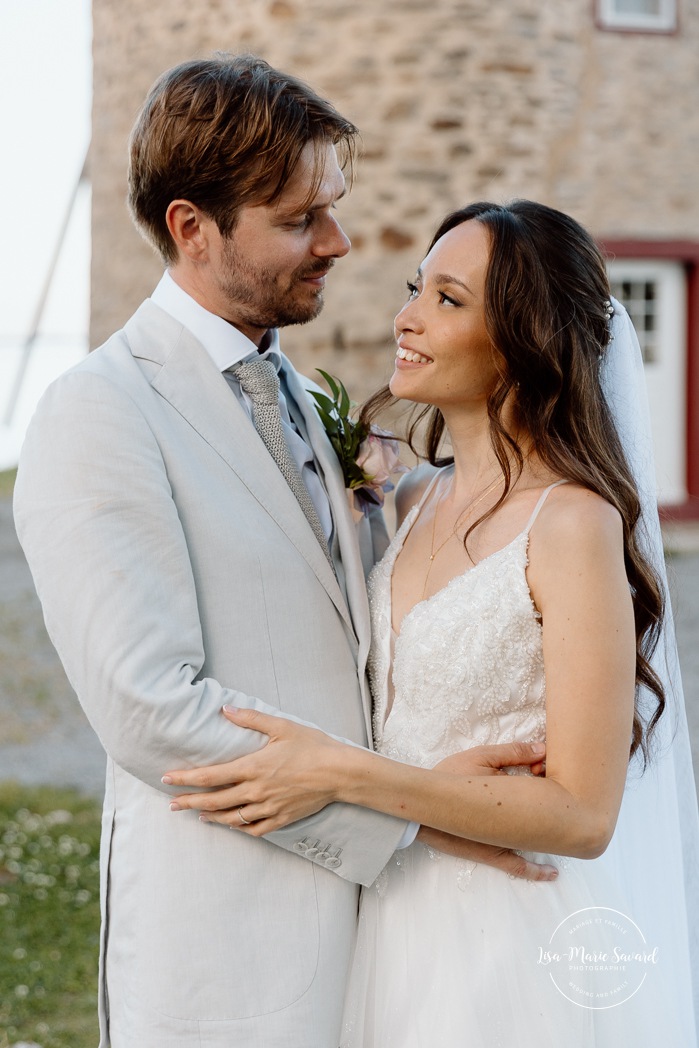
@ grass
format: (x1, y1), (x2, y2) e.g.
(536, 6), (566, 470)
(0, 783), (101, 1048)
(0, 471), (16, 499)
(0, 597), (69, 731)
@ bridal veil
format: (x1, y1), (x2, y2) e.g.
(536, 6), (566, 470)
(599, 298), (699, 1042)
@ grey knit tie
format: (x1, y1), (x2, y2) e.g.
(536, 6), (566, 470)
(232, 358), (332, 564)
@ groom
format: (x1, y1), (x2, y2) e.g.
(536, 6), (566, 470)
(14, 54), (549, 1047)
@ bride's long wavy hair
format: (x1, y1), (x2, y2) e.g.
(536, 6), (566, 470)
(360, 200), (665, 764)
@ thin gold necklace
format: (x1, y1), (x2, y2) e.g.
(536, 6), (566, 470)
(422, 474), (503, 599)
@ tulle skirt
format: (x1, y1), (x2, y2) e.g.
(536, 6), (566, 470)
(341, 841), (681, 1048)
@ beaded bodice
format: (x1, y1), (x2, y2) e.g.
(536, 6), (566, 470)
(367, 477), (558, 767)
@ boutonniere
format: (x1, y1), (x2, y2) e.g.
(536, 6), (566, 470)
(310, 370), (407, 516)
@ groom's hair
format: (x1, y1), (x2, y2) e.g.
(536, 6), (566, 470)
(127, 53), (358, 264)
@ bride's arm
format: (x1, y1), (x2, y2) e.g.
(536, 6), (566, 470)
(166, 489), (635, 860)
(330, 489), (634, 859)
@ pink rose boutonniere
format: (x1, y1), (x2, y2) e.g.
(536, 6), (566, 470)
(311, 370), (407, 516)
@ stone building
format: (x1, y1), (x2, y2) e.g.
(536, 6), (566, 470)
(91, 0), (699, 513)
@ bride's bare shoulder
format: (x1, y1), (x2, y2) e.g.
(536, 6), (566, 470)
(394, 462), (441, 527)
(531, 482), (625, 567)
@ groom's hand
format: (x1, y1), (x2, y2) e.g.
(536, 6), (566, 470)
(421, 740), (558, 882)
(433, 740), (546, 779)
(416, 825), (558, 881)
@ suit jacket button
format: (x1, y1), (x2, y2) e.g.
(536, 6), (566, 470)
(293, 839), (309, 853)
(325, 857), (342, 869)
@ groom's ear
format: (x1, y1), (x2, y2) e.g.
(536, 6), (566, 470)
(165, 199), (213, 263)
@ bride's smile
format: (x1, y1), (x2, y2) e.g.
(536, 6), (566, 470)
(389, 219), (500, 413)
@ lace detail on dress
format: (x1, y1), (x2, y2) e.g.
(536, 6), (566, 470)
(367, 497), (548, 767)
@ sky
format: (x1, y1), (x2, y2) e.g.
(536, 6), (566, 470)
(0, 0), (91, 464)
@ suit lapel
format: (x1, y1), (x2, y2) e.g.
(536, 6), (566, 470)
(124, 303), (352, 633)
(281, 359), (374, 664)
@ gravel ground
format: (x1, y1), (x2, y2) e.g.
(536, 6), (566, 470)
(1, 488), (698, 798)
(0, 491), (106, 795)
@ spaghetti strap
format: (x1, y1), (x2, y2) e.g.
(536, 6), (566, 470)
(522, 479), (568, 534)
(395, 465), (452, 546)
(414, 465), (453, 514)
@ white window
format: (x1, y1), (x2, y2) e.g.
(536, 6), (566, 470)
(597, 0), (677, 31)
(609, 274), (659, 364)
(607, 259), (686, 504)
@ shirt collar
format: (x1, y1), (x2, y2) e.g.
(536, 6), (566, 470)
(150, 271), (281, 371)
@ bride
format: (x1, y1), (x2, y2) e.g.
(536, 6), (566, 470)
(167, 201), (698, 1045)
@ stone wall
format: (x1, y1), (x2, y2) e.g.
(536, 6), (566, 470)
(91, 0), (699, 398)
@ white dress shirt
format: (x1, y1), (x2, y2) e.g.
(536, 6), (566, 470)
(150, 271), (332, 541)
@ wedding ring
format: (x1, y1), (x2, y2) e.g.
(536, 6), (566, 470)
(237, 806), (252, 825)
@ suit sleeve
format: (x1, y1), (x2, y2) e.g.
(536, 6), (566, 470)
(13, 368), (405, 886)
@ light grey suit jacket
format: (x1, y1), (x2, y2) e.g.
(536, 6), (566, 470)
(13, 300), (406, 1047)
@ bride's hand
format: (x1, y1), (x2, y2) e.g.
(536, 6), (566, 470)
(162, 707), (343, 835)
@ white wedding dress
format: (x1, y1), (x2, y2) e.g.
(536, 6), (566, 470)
(340, 475), (691, 1047)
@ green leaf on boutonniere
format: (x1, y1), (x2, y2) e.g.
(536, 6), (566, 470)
(318, 368), (354, 420)
(308, 392), (340, 435)
(316, 369), (341, 402)
(312, 370), (405, 507)
(309, 390), (336, 413)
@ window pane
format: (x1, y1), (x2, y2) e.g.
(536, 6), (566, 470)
(613, 0), (661, 14)
(609, 278), (658, 363)
(597, 0), (676, 30)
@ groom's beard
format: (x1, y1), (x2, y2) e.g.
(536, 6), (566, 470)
(217, 237), (335, 330)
